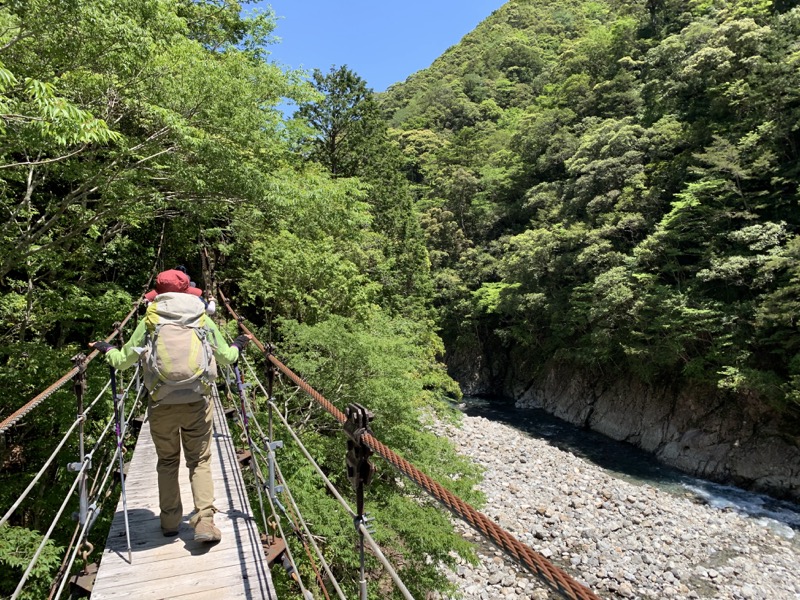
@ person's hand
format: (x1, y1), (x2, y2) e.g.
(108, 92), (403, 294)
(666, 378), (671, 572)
(231, 334), (252, 351)
(89, 341), (114, 353)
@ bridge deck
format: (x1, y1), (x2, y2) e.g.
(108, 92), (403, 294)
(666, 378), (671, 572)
(91, 390), (275, 599)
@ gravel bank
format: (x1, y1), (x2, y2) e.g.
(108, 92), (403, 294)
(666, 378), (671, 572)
(432, 414), (799, 600)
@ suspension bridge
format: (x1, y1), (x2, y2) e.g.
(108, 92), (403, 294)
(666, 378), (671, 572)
(0, 287), (602, 600)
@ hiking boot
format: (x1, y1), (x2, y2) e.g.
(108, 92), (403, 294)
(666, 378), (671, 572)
(161, 527), (179, 537)
(194, 517), (221, 543)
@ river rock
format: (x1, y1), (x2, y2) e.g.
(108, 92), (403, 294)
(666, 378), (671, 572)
(431, 414), (800, 599)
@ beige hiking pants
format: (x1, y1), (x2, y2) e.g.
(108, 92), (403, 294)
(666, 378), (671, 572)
(148, 398), (216, 530)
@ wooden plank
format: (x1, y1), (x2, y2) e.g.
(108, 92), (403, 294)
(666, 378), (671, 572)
(91, 389), (276, 599)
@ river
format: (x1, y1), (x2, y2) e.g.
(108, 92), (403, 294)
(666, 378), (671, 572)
(460, 395), (800, 543)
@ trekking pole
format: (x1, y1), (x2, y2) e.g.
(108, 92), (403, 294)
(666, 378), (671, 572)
(109, 366), (133, 563)
(232, 364), (270, 529)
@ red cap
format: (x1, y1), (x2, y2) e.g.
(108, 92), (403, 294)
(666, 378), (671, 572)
(143, 269), (202, 301)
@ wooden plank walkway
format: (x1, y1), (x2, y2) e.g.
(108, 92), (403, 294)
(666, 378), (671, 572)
(91, 389), (276, 599)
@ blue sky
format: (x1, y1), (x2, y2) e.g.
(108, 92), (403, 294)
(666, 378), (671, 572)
(254, 1), (507, 93)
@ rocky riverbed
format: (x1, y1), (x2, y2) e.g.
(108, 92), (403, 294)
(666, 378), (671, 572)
(432, 414), (800, 600)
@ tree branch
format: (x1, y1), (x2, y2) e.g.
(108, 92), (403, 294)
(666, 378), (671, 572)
(0, 31), (33, 53)
(0, 145), (89, 170)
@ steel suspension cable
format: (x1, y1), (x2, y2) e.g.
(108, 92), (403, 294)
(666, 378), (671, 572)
(47, 363), (140, 598)
(225, 350), (336, 600)
(49, 516), (84, 600)
(3, 364), (140, 533)
(6, 263), (155, 596)
(245, 430), (340, 600)
(219, 291), (601, 600)
(250, 428), (333, 600)
(269, 447), (348, 600)
(248, 369), (355, 517)
(222, 364), (271, 535)
(51, 502), (94, 600)
(262, 476), (314, 600)
(214, 360), (319, 599)
(1, 380), (111, 527)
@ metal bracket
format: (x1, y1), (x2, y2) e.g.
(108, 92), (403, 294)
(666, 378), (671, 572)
(343, 403), (373, 444)
(71, 353), (87, 399)
(344, 403), (375, 490)
(264, 481), (284, 495)
(354, 511), (376, 534)
(266, 439), (284, 498)
(67, 460), (92, 472)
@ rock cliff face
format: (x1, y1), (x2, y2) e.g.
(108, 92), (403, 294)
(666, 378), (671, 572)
(446, 342), (800, 502)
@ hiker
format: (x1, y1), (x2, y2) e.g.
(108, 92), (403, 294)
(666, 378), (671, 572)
(90, 269), (250, 543)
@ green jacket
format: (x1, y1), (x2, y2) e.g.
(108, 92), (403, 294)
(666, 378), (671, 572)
(104, 306), (240, 371)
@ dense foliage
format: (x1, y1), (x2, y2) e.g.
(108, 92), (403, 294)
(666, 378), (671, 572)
(381, 0), (800, 410)
(0, 1), (478, 598)
(5, 0), (800, 596)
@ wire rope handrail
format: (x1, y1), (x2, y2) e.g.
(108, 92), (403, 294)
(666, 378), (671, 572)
(218, 289), (602, 600)
(247, 419), (344, 600)
(51, 502), (94, 600)
(17, 367), (143, 600)
(261, 463), (314, 600)
(218, 365), (272, 536)
(0, 302), (140, 435)
(50, 372), (146, 600)
(271, 452), (344, 600)
(241, 398), (344, 600)
(225, 325), (375, 599)
(10, 457), (91, 600)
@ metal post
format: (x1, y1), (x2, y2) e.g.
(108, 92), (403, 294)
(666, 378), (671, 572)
(264, 346), (283, 501)
(358, 495), (367, 600)
(344, 404), (375, 600)
(266, 344), (275, 442)
(114, 322), (125, 393)
(71, 354), (89, 527)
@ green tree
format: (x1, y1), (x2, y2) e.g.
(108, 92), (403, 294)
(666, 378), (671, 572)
(296, 66), (434, 315)
(295, 65), (383, 178)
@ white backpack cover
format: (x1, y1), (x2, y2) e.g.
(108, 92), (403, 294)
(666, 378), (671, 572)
(142, 293), (218, 402)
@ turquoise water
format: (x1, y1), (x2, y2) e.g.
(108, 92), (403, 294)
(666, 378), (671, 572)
(460, 396), (800, 541)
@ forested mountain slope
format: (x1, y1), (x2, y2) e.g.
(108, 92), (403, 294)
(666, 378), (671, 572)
(380, 0), (800, 498)
(2, 0), (800, 595)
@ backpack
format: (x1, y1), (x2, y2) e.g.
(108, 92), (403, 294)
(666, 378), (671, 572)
(142, 293), (218, 402)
